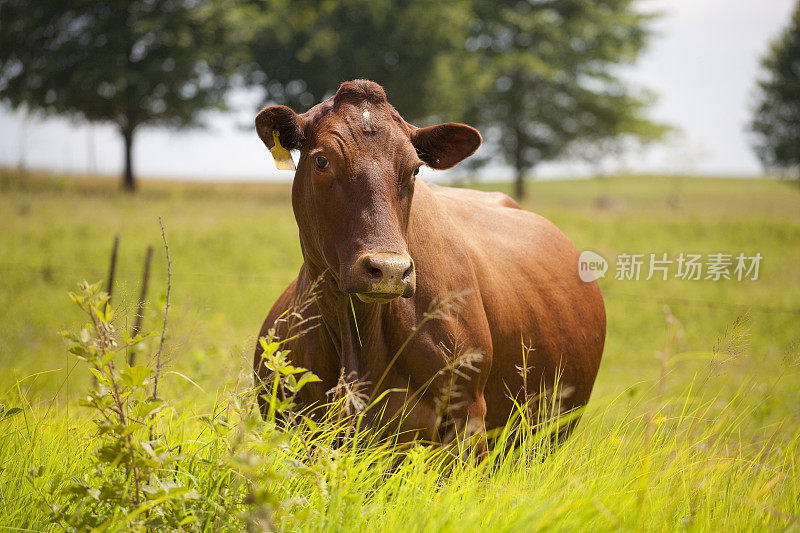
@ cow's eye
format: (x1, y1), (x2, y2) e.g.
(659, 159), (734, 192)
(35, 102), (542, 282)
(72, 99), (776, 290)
(413, 167), (420, 176)
(315, 156), (328, 169)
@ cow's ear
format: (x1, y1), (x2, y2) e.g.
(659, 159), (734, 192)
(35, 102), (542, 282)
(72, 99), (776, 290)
(411, 123), (482, 170)
(255, 105), (304, 170)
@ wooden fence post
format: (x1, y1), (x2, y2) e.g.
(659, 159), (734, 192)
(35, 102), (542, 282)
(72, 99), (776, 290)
(129, 246), (154, 366)
(106, 234), (120, 300)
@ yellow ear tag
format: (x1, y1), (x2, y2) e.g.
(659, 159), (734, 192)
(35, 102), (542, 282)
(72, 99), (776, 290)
(270, 130), (296, 171)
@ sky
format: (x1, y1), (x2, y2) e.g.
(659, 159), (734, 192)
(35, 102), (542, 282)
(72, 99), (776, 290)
(0, 0), (796, 182)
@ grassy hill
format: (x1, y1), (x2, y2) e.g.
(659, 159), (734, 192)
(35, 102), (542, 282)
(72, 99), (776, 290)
(1, 169), (798, 530)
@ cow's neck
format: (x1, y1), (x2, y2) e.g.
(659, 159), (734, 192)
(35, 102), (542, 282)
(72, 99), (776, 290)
(296, 182), (447, 397)
(301, 260), (391, 382)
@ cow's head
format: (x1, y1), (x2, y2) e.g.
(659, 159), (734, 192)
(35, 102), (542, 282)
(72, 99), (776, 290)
(255, 80), (481, 303)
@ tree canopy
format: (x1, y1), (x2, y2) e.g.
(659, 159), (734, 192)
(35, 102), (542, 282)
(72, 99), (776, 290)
(1, 0), (664, 195)
(750, 0), (800, 180)
(239, 0), (473, 122)
(460, 0), (667, 198)
(0, 0), (239, 190)
(244, 0), (665, 198)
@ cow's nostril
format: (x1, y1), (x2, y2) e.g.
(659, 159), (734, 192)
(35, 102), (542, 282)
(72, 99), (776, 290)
(356, 252), (413, 293)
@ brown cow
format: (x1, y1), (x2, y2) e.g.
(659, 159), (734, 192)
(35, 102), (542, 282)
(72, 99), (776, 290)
(253, 80), (605, 450)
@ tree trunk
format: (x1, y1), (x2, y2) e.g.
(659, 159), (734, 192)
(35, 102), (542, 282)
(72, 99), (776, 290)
(122, 126), (136, 192)
(510, 70), (528, 201)
(514, 164), (525, 200)
(512, 136), (528, 200)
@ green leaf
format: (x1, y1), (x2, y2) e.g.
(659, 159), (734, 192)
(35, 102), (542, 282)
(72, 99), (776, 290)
(295, 372), (322, 391)
(97, 294), (110, 310)
(89, 367), (106, 384)
(92, 306), (107, 324)
(1, 407), (22, 422)
(259, 338), (281, 358)
(133, 399), (165, 419)
(121, 365), (152, 389)
(69, 345), (91, 359)
(100, 350), (115, 366)
(179, 514), (199, 526)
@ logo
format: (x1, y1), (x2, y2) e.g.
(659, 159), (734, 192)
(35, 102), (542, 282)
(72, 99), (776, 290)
(578, 250), (608, 282)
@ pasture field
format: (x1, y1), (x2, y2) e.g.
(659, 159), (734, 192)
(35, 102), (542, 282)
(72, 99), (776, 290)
(0, 169), (799, 531)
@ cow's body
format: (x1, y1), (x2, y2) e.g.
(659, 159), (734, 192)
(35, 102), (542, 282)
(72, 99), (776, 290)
(253, 80), (605, 447)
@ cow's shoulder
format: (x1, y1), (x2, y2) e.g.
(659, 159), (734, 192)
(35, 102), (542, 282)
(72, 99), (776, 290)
(417, 181), (580, 284)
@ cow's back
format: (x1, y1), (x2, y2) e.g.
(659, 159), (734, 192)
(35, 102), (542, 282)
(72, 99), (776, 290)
(427, 183), (521, 209)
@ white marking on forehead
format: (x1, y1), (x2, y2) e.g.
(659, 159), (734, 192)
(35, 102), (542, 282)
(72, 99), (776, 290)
(361, 108), (376, 133)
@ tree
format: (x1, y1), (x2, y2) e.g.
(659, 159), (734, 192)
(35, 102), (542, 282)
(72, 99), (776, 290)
(750, 0), (800, 180)
(0, 0), (239, 191)
(242, 0), (666, 198)
(462, 0), (667, 198)
(239, 0), (473, 123)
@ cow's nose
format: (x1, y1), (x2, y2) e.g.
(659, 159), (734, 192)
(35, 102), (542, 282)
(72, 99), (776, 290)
(356, 252), (415, 299)
(362, 253), (414, 285)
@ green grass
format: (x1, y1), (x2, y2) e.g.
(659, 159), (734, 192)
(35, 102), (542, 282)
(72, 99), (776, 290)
(1, 169), (799, 530)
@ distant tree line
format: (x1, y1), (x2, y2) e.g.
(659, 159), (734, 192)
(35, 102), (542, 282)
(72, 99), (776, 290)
(1, 0), (668, 196)
(750, 0), (800, 182)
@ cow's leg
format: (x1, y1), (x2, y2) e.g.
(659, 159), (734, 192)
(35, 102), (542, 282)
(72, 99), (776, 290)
(438, 394), (488, 462)
(462, 395), (488, 461)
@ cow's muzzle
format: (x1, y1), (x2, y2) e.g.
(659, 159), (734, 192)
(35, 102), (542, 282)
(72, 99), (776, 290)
(349, 252), (415, 302)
